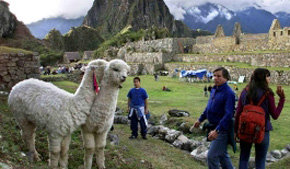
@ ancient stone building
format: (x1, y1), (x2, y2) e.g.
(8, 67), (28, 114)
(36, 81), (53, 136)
(83, 51), (94, 60)
(233, 22), (242, 45)
(268, 19), (290, 50)
(191, 19), (290, 53)
(103, 19), (290, 84)
(214, 25), (225, 37)
(117, 38), (196, 75)
(63, 52), (81, 63)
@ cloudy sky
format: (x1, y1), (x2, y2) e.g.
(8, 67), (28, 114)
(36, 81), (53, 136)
(5, 0), (290, 24)
(6, 0), (94, 24)
(165, 0), (290, 20)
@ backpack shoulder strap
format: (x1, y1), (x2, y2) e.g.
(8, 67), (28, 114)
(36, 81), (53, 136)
(257, 91), (268, 106)
(244, 87), (254, 105)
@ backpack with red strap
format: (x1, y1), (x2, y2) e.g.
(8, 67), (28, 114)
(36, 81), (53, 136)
(238, 91), (268, 143)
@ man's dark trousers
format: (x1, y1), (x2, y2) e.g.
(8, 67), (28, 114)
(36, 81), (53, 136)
(130, 110), (147, 137)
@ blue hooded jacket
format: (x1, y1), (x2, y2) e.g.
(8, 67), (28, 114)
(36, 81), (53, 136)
(199, 82), (235, 132)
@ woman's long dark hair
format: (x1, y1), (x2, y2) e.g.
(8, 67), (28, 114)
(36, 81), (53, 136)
(247, 68), (273, 101)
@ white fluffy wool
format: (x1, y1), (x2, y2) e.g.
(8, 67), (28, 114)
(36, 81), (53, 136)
(8, 59), (108, 168)
(81, 59), (130, 169)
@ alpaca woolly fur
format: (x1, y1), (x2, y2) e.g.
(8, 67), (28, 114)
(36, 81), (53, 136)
(8, 59), (107, 169)
(81, 59), (130, 169)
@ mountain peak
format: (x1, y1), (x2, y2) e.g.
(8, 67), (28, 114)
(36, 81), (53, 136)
(83, 0), (193, 39)
(27, 16), (84, 39)
(181, 3), (290, 35)
(0, 1), (33, 40)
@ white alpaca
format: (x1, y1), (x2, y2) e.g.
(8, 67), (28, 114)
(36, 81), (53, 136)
(81, 59), (130, 169)
(8, 59), (108, 168)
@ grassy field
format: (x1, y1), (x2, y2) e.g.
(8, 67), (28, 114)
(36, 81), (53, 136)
(0, 76), (290, 168)
(0, 46), (33, 55)
(181, 50), (290, 56)
(117, 76), (290, 149)
(168, 62), (290, 71)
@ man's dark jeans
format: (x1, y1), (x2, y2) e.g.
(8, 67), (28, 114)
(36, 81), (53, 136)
(207, 131), (234, 169)
(130, 111), (147, 137)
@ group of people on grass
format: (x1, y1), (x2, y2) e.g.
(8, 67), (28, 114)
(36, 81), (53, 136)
(126, 67), (285, 169)
(39, 63), (88, 75)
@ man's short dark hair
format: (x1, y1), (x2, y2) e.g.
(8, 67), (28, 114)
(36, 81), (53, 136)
(213, 67), (231, 80)
(133, 77), (141, 82)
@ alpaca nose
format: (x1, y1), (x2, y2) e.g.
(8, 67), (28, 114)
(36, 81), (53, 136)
(121, 76), (126, 81)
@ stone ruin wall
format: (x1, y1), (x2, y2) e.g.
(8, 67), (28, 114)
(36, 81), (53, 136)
(268, 31), (290, 50)
(118, 38), (196, 62)
(117, 38), (196, 75)
(0, 53), (40, 90)
(118, 38), (175, 56)
(236, 34), (269, 51)
(174, 52), (290, 68)
(113, 23), (290, 84)
(268, 19), (290, 50)
(125, 52), (172, 64)
(164, 63), (290, 85)
(117, 38), (175, 65)
(193, 36), (236, 53)
(192, 34), (270, 54)
(128, 63), (163, 75)
(192, 20), (290, 54)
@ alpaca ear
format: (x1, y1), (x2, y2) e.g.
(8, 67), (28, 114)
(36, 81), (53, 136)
(86, 65), (95, 71)
(90, 66), (96, 71)
(89, 60), (109, 83)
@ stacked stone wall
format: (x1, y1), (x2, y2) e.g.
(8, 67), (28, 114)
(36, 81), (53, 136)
(118, 38), (174, 55)
(128, 63), (163, 75)
(125, 52), (164, 64)
(237, 34), (269, 51)
(268, 30), (290, 50)
(174, 53), (290, 67)
(212, 37), (236, 52)
(196, 36), (214, 44)
(192, 34), (270, 53)
(117, 38), (195, 74)
(172, 38), (196, 53)
(118, 38), (196, 59)
(0, 53), (40, 90)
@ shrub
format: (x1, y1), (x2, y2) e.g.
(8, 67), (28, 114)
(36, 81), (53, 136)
(94, 26), (171, 58)
(40, 51), (63, 66)
(44, 29), (65, 51)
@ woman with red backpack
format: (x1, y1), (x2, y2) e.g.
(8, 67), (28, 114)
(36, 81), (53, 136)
(234, 68), (285, 169)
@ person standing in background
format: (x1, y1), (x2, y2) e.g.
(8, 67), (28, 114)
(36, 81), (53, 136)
(127, 77), (149, 140)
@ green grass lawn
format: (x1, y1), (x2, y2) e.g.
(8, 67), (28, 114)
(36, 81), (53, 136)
(0, 76), (290, 168)
(181, 50), (290, 56)
(117, 75), (290, 168)
(0, 46), (33, 55)
(168, 62), (290, 71)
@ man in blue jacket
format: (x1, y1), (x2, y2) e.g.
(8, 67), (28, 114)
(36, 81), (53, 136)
(193, 67), (235, 169)
(127, 77), (149, 140)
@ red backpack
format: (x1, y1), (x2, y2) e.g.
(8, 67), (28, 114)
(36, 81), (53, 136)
(238, 92), (267, 144)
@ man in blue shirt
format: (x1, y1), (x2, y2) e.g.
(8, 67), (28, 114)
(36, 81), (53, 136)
(127, 77), (149, 140)
(193, 67), (235, 169)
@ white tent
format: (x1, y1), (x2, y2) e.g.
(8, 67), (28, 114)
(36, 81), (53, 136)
(238, 76), (245, 83)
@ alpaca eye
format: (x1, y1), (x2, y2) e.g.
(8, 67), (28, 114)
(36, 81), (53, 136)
(113, 68), (119, 72)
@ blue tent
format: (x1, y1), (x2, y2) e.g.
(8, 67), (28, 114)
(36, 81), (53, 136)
(180, 69), (208, 79)
(195, 69), (207, 79)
